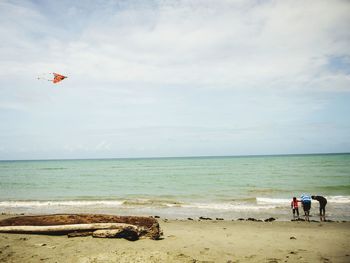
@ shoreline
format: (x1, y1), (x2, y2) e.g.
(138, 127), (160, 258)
(1, 212), (348, 223)
(1, 195), (349, 222)
(1, 214), (350, 262)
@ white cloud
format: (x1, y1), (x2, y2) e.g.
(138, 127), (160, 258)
(1, 0), (349, 90)
(95, 140), (111, 151)
(0, 0), (349, 159)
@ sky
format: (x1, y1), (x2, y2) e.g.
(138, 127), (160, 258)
(0, 0), (350, 160)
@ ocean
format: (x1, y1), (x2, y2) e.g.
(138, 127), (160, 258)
(0, 154), (349, 221)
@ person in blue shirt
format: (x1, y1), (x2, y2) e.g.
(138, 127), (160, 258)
(300, 194), (312, 222)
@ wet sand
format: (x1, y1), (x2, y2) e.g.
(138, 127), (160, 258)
(0, 215), (349, 263)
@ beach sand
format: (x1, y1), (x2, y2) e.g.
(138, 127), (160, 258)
(0, 215), (349, 263)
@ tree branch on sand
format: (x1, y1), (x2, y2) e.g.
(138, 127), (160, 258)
(0, 214), (162, 241)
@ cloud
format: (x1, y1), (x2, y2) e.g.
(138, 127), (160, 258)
(1, 0), (349, 90)
(95, 140), (111, 151)
(0, 0), (349, 159)
(64, 0), (350, 91)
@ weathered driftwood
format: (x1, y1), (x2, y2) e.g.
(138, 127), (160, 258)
(92, 226), (139, 241)
(0, 223), (141, 241)
(67, 231), (93, 238)
(0, 214), (161, 240)
(93, 229), (124, 238)
(0, 223), (138, 234)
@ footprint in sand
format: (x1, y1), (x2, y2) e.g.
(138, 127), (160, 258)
(320, 256), (331, 263)
(267, 257), (281, 263)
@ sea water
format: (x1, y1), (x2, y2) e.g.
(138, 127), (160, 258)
(0, 154), (349, 221)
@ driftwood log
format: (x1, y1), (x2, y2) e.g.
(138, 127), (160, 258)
(0, 214), (161, 240)
(92, 227), (139, 240)
(0, 223), (138, 233)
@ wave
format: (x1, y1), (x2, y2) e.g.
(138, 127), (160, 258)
(216, 197), (257, 203)
(1, 195), (349, 210)
(257, 196), (350, 204)
(0, 199), (182, 208)
(327, 196), (350, 203)
(122, 199), (183, 207)
(183, 202), (277, 211)
(0, 200), (124, 207)
(256, 197), (290, 204)
(0, 199), (277, 211)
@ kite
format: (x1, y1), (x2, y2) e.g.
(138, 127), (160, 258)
(52, 73), (67, 83)
(37, 72), (68, 84)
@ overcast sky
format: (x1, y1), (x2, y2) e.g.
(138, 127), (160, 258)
(0, 0), (349, 160)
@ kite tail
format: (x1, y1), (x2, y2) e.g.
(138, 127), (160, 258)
(37, 72), (54, 82)
(37, 77), (52, 81)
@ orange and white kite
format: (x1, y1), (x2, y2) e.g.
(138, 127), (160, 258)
(37, 72), (68, 84)
(52, 73), (67, 83)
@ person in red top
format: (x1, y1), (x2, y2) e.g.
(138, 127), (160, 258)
(291, 197), (299, 218)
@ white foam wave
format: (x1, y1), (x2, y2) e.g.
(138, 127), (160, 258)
(0, 199), (181, 209)
(121, 199), (182, 207)
(0, 200), (124, 207)
(183, 203), (277, 211)
(0, 200), (276, 211)
(1, 196), (348, 210)
(256, 198), (290, 204)
(257, 196), (350, 204)
(326, 196), (350, 204)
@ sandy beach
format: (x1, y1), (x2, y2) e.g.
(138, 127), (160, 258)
(0, 215), (349, 263)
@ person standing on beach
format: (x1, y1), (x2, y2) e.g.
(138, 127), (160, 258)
(312, 195), (327, 221)
(291, 197), (299, 219)
(300, 193), (312, 221)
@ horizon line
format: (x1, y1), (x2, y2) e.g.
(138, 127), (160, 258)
(1, 152), (349, 162)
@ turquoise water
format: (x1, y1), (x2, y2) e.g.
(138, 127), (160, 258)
(0, 154), (349, 220)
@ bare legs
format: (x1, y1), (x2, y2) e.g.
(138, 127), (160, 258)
(320, 206), (326, 221)
(304, 210), (310, 222)
(292, 208), (299, 219)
